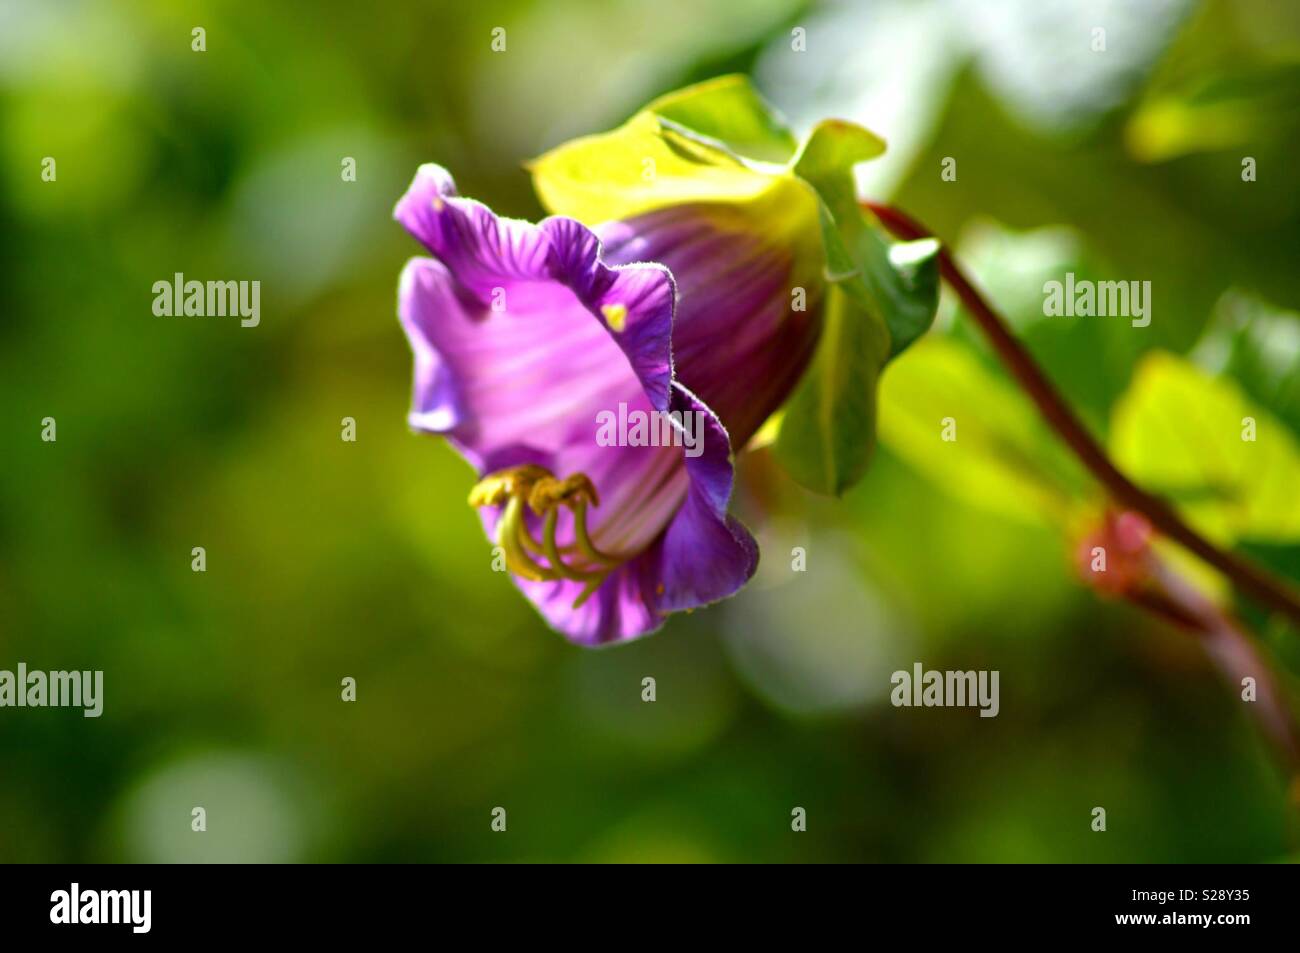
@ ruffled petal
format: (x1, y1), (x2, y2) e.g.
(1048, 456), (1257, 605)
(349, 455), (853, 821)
(644, 384), (759, 613)
(395, 164), (552, 295)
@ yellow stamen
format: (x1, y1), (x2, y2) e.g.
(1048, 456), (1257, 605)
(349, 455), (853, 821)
(468, 464), (620, 607)
(496, 496), (558, 582)
(517, 518), (583, 559)
(571, 577), (604, 610)
(541, 509), (607, 584)
(600, 302), (627, 332)
(571, 500), (619, 568)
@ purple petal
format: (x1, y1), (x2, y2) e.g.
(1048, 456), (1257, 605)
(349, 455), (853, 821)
(644, 384), (759, 613)
(395, 164), (551, 295)
(598, 203), (822, 447)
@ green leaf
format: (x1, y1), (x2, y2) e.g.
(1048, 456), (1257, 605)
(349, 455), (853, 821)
(1192, 290), (1300, 437)
(944, 219), (1139, 421)
(648, 74), (798, 164)
(1126, 64), (1300, 162)
(1110, 350), (1300, 543)
(877, 336), (1086, 524)
(773, 284), (890, 495)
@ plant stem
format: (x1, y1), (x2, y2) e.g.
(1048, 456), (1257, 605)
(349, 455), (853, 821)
(1128, 554), (1300, 793)
(864, 201), (1300, 630)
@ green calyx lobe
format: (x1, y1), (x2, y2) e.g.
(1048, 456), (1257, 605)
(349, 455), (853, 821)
(777, 117), (941, 496)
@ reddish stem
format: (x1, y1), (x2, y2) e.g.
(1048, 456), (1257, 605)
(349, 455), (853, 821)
(864, 200), (1300, 631)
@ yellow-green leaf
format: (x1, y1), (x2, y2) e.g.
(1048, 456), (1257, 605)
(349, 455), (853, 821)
(1110, 351), (1300, 543)
(878, 336), (1084, 524)
(648, 74), (798, 164)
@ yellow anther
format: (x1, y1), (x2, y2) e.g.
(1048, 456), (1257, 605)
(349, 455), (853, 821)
(467, 464), (620, 605)
(600, 302), (627, 332)
(467, 464), (550, 508)
(432, 196), (445, 212)
(527, 473), (600, 514)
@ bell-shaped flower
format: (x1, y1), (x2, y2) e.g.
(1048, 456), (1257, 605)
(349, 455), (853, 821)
(394, 77), (940, 645)
(395, 165), (756, 645)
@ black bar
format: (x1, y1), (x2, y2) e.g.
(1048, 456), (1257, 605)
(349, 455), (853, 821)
(0, 864), (1283, 939)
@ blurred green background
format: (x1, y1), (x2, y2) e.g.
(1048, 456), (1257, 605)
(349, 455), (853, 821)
(4, 0), (1300, 863)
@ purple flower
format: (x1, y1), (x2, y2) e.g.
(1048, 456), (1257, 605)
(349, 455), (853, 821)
(395, 164), (762, 646)
(392, 78), (935, 643)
